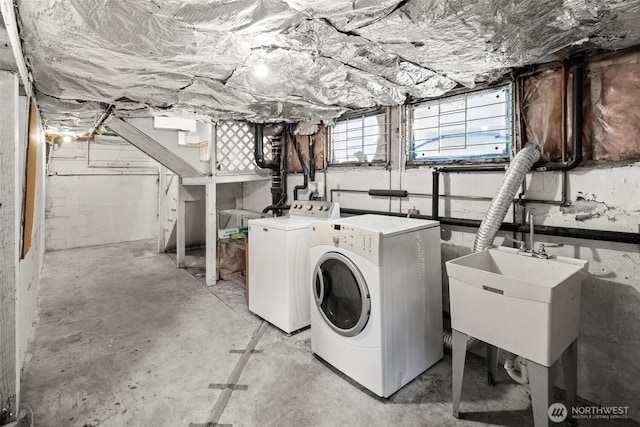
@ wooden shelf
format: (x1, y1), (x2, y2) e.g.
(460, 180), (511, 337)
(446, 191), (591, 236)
(181, 173), (270, 186)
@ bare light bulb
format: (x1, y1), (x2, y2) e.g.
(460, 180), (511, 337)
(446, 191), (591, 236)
(254, 63), (269, 79)
(62, 135), (72, 143)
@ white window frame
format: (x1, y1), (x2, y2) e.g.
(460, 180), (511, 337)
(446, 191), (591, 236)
(407, 85), (512, 164)
(328, 108), (390, 166)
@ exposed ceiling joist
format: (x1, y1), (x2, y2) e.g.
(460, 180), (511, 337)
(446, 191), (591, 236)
(1, 0), (31, 97)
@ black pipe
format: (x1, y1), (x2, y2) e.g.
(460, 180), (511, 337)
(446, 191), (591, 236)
(432, 169), (440, 219)
(253, 123), (278, 171)
(309, 135), (316, 182)
(532, 59), (584, 172)
(292, 132), (309, 201)
(262, 204), (290, 214)
(269, 134), (283, 206)
(277, 130), (289, 213)
(340, 208), (640, 245)
(434, 58), (585, 176)
(332, 188), (565, 208)
(430, 59), (586, 223)
(331, 188), (495, 202)
(254, 122), (287, 213)
(253, 123), (267, 168)
(436, 163), (508, 173)
(368, 189), (408, 198)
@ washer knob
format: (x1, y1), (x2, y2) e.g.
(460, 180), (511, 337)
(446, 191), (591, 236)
(305, 204), (313, 210)
(332, 235), (340, 244)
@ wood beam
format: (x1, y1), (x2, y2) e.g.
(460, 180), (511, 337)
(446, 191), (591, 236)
(0, 1), (32, 96)
(105, 116), (204, 177)
(205, 177), (217, 286)
(176, 178), (186, 268)
(0, 23), (17, 72)
(206, 125), (217, 286)
(181, 176), (208, 186)
(157, 166), (167, 253)
(0, 70), (18, 424)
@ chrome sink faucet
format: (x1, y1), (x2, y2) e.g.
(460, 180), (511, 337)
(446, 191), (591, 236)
(516, 210), (537, 256)
(516, 210), (563, 259)
(528, 210), (535, 253)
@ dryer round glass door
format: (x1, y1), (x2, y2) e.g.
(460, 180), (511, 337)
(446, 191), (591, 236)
(313, 252), (370, 337)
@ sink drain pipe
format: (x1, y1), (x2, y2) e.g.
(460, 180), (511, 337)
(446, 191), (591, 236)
(504, 353), (529, 384)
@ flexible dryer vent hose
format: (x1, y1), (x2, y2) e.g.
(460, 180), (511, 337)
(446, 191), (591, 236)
(473, 142), (541, 252)
(445, 142), (541, 351)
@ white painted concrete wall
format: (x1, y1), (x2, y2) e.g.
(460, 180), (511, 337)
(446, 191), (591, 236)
(320, 162), (640, 420)
(239, 180), (272, 213)
(16, 97), (47, 368)
(269, 106), (640, 419)
(46, 140), (159, 250)
(162, 178), (207, 250)
(161, 176), (242, 251)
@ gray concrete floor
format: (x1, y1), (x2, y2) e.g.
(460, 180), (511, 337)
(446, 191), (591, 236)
(20, 240), (637, 427)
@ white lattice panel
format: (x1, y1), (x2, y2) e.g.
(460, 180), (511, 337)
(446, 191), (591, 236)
(216, 121), (271, 173)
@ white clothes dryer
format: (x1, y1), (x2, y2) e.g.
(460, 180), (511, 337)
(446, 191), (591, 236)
(309, 214), (443, 398)
(248, 201), (339, 334)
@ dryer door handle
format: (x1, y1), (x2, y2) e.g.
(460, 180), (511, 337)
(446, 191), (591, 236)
(314, 265), (325, 305)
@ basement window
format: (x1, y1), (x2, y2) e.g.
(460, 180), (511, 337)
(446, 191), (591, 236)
(408, 86), (511, 163)
(328, 110), (388, 165)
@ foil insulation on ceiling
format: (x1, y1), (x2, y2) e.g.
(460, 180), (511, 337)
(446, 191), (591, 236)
(15, 0), (640, 133)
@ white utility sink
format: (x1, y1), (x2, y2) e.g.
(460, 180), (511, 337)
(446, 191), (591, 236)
(446, 246), (588, 366)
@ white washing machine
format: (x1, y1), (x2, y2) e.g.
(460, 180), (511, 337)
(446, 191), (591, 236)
(309, 214), (443, 398)
(248, 201), (339, 334)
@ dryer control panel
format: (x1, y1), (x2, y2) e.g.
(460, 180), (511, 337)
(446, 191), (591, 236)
(289, 201), (340, 219)
(310, 221), (381, 266)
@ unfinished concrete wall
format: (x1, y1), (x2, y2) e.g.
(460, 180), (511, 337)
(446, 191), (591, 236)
(239, 180), (272, 213)
(321, 147), (640, 422)
(46, 140), (158, 250)
(289, 61), (640, 420)
(242, 55), (640, 418)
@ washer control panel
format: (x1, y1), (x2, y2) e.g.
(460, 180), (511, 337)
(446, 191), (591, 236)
(289, 201), (340, 219)
(311, 221), (381, 266)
